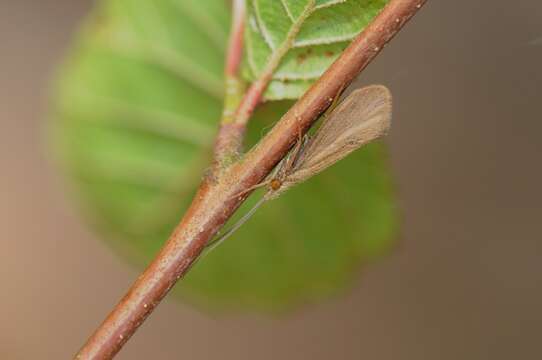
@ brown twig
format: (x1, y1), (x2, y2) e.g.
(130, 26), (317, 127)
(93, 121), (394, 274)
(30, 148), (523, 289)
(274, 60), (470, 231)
(75, 1), (428, 358)
(213, 0), (247, 167)
(224, 0), (245, 77)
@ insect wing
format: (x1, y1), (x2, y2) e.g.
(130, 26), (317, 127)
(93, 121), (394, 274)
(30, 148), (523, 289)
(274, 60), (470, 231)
(288, 85), (392, 183)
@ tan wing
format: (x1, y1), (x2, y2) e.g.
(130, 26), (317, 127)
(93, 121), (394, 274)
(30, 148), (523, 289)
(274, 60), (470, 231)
(272, 85), (392, 197)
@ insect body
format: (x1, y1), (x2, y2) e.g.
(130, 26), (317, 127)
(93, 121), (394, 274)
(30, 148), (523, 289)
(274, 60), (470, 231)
(265, 84), (392, 199)
(205, 84), (392, 252)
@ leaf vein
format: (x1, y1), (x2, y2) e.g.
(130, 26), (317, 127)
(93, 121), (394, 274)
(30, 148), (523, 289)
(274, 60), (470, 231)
(280, 0), (296, 23)
(315, 0), (347, 10)
(253, 0), (276, 50)
(293, 32), (358, 47)
(245, 15), (261, 80)
(103, 38), (223, 99)
(172, 1), (227, 51)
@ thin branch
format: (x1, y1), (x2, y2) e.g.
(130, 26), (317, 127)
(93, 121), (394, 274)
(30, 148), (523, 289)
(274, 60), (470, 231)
(225, 0), (246, 77)
(214, 0), (316, 167)
(233, 0), (316, 127)
(214, 0), (247, 167)
(75, 1), (428, 359)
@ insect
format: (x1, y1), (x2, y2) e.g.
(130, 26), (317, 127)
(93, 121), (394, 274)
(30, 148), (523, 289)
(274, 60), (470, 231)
(205, 84), (392, 252)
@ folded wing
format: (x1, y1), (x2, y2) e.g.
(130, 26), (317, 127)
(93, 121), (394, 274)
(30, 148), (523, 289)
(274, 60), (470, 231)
(277, 85), (392, 194)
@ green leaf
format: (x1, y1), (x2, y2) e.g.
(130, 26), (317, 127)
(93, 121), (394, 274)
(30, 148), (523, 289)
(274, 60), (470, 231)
(244, 0), (388, 100)
(51, 0), (395, 311)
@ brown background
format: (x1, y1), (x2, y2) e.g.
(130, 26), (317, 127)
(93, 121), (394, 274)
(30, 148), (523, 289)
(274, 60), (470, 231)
(1, 1), (541, 359)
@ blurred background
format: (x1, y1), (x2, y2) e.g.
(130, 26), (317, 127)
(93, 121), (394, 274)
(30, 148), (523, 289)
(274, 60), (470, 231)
(1, 1), (541, 359)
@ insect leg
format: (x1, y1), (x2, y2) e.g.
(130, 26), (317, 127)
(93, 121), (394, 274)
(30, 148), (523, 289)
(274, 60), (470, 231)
(203, 195), (268, 253)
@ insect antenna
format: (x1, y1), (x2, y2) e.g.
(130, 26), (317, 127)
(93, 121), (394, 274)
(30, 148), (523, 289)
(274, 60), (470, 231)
(202, 195), (268, 255)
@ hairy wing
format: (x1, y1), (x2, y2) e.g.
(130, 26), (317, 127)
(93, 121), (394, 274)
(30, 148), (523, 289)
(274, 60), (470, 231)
(288, 85), (392, 184)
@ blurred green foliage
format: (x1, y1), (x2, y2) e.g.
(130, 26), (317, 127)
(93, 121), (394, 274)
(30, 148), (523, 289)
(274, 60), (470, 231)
(51, 0), (395, 311)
